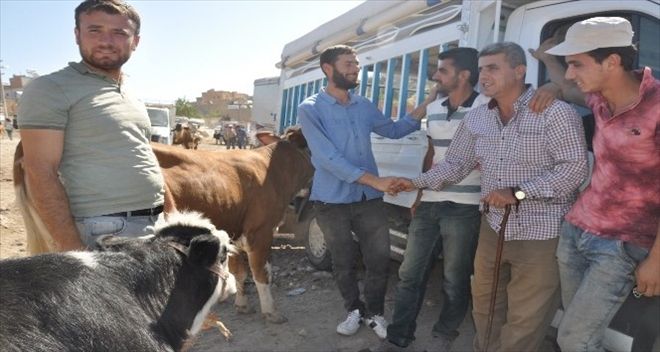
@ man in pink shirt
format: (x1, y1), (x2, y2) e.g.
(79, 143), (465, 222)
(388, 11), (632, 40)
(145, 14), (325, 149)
(545, 17), (660, 351)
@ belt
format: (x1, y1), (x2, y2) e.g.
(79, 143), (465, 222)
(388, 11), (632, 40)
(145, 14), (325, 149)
(104, 205), (164, 217)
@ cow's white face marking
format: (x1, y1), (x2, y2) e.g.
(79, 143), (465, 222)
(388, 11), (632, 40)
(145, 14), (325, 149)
(67, 251), (98, 269)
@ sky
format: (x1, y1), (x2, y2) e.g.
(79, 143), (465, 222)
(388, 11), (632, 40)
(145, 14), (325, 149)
(0, 0), (364, 104)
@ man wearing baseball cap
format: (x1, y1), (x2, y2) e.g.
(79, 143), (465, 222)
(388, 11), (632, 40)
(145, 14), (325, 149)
(545, 17), (660, 351)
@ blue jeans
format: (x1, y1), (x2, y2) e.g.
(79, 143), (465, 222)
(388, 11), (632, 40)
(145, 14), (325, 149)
(75, 214), (161, 249)
(314, 198), (390, 318)
(557, 221), (649, 352)
(387, 201), (480, 347)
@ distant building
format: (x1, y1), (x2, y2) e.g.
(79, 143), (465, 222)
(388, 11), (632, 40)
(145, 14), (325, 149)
(251, 77), (280, 130)
(195, 89), (252, 122)
(3, 74), (34, 116)
(9, 74), (33, 90)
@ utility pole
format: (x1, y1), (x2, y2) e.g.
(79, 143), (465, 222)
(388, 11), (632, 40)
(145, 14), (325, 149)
(0, 60), (9, 119)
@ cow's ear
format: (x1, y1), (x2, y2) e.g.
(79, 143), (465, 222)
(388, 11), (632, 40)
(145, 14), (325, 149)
(188, 234), (220, 268)
(286, 129), (308, 149)
(256, 131), (280, 146)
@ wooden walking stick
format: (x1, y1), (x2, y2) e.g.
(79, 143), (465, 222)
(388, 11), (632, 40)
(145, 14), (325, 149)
(483, 204), (512, 352)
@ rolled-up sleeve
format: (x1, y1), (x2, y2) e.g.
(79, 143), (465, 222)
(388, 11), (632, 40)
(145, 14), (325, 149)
(412, 118), (478, 190)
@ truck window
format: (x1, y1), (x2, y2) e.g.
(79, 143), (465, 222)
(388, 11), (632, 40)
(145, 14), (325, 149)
(638, 15), (660, 78)
(147, 108), (169, 127)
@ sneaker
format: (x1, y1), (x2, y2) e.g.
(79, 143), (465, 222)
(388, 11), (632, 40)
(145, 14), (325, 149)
(337, 309), (363, 336)
(365, 314), (388, 339)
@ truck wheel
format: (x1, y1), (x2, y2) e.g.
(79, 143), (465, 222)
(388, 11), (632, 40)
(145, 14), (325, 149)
(297, 215), (332, 271)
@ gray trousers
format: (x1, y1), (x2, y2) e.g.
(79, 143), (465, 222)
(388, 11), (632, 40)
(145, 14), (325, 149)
(314, 198), (390, 318)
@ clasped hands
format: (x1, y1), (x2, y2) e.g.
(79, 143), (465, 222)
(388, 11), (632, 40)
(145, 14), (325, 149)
(372, 177), (518, 209)
(371, 176), (416, 196)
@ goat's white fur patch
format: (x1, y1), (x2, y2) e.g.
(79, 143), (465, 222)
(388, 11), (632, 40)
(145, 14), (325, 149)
(155, 211), (216, 233)
(66, 251), (98, 269)
(155, 211), (233, 250)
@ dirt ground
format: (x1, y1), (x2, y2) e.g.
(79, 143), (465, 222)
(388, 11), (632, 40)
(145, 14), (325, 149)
(0, 135), (27, 259)
(0, 133), (479, 352)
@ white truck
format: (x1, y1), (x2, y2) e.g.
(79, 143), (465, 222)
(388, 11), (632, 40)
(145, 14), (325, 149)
(275, 1), (658, 350)
(146, 106), (175, 145)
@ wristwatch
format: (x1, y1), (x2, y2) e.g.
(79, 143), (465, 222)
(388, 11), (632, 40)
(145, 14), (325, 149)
(513, 187), (526, 201)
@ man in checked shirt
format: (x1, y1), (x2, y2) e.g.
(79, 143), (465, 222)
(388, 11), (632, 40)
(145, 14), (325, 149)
(392, 42), (589, 351)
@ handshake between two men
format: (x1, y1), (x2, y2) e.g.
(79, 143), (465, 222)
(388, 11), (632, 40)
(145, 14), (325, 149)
(368, 175), (520, 209)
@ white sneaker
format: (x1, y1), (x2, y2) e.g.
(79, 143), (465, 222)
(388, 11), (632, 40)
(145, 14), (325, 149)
(336, 309), (363, 336)
(365, 314), (388, 339)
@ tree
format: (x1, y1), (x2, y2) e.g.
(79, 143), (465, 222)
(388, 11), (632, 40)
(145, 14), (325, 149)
(175, 98), (199, 118)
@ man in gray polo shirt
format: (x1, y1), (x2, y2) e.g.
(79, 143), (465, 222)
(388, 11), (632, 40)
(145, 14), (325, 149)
(18, 0), (164, 252)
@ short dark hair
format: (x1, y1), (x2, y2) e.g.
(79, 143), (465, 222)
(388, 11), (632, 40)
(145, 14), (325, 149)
(319, 45), (356, 68)
(439, 47), (479, 87)
(75, 0), (141, 35)
(587, 46), (637, 71)
(479, 42), (527, 68)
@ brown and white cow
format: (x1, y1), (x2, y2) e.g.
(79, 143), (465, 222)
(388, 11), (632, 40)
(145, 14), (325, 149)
(153, 127), (313, 323)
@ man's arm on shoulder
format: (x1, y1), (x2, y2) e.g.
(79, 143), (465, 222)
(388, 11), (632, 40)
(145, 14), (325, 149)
(21, 129), (84, 251)
(372, 85), (440, 139)
(408, 84), (440, 120)
(529, 38), (585, 107)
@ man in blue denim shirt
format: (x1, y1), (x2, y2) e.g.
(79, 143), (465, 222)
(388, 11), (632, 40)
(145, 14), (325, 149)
(298, 45), (434, 340)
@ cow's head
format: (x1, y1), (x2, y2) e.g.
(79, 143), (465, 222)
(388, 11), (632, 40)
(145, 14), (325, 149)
(255, 126), (314, 193)
(255, 126), (307, 150)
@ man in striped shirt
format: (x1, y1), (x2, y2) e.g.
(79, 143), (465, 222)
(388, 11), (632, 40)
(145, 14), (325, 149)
(392, 42), (589, 351)
(383, 47), (489, 351)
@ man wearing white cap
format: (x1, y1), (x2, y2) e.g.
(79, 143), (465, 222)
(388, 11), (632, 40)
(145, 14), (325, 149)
(545, 16), (660, 351)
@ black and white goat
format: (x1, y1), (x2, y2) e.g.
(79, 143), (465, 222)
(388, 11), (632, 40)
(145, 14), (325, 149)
(0, 212), (236, 352)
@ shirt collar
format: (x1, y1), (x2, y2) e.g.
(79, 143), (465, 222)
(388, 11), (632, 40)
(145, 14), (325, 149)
(68, 61), (120, 84)
(319, 88), (359, 105)
(487, 84), (534, 110)
(442, 90), (480, 108)
(636, 66), (657, 98)
(587, 67), (658, 110)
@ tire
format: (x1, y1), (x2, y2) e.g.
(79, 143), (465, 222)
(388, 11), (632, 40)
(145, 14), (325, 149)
(297, 214), (332, 271)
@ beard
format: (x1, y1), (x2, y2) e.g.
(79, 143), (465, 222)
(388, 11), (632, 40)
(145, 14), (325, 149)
(437, 77), (459, 95)
(332, 70), (359, 90)
(79, 47), (131, 73)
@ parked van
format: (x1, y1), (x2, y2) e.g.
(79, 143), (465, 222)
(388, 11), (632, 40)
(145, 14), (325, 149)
(146, 107), (173, 145)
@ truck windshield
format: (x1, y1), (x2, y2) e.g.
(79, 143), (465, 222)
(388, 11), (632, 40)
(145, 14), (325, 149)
(147, 109), (169, 127)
